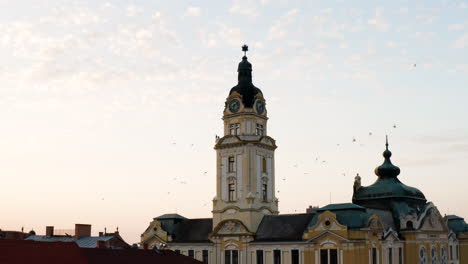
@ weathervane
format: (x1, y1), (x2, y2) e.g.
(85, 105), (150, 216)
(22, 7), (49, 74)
(242, 44), (248, 56)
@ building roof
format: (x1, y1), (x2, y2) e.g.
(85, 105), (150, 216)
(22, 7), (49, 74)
(171, 218), (213, 243)
(229, 49), (263, 108)
(26, 235), (125, 248)
(353, 139), (426, 213)
(446, 215), (468, 234)
(156, 214), (187, 220)
(0, 240), (203, 264)
(255, 213), (315, 242)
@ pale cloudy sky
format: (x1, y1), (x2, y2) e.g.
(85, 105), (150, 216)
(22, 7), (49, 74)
(1, 0), (467, 244)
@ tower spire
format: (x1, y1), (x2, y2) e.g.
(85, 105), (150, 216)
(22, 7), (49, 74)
(242, 44), (248, 57)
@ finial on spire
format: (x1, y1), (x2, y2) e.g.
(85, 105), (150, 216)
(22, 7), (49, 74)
(385, 135), (389, 150)
(242, 44), (248, 56)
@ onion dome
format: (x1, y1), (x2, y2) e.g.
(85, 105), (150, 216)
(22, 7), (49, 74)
(353, 137), (426, 212)
(229, 45), (263, 108)
(374, 137), (401, 178)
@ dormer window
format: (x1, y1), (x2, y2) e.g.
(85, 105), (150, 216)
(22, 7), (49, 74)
(229, 123), (240, 135)
(256, 124), (264, 136)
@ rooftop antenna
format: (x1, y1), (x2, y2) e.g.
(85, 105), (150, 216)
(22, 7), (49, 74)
(242, 44), (248, 56)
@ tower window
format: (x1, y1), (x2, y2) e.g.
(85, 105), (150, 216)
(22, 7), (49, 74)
(228, 157), (235, 172)
(229, 123), (240, 135)
(262, 157), (267, 173)
(372, 248), (377, 264)
(202, 250), (209, 263)
(398, 248), (403, 264)
(228, 178), (236, 202)
(262, 182), (268, 202)
(256, 124), (264, 136)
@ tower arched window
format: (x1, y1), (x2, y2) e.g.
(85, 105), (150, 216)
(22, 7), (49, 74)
(261, 178), (268, 202)
(256, 124), (264, 136)
(228, 157), (235, 172)
(228, 178), (237, 202)
(262, 157), (267, 173)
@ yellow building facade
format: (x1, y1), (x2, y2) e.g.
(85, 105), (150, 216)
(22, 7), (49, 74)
(141, 47), (468, 264)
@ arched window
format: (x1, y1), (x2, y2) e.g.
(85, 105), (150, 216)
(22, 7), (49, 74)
(261, 178), (268, 202)
(441, 246), (447, 264)
(430, 246), (437, 264)
(420, 246), (427, 264)
(406, 221), (414, 229)
(228, 178), (237, 202)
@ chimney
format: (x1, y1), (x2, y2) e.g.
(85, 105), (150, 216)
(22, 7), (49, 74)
(75, 224), (91, 239)
(99, 232), (103, 237)
(97, 240), (106, 249)
(46, 226), (54, 237)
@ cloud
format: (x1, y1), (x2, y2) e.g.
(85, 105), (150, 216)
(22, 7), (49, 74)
(126, 6), (143, 17)
(218, 25), (243, 46)
(229, 0), (259, 18)
(448, 23), (465, 31)
(453, 32), (468, 48)
(185, 7), (201, 17)
(367, 8), (389, 32)
(268, 9), (299, 40)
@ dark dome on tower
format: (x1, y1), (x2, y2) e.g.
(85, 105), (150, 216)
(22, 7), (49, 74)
(229, 45), (263, 108)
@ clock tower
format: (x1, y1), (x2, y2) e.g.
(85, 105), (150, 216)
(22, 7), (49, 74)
(212, 46), (279, 234)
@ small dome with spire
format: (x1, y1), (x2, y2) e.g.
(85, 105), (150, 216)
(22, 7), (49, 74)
(353, 137), (426, 212)
(229, 45), (263, 108)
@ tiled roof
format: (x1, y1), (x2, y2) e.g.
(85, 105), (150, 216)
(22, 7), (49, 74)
(254, 213), (315, 242)
(171, 218), (213, 243)
(26, 235), (120, 248)
(0, 240), (203, 264)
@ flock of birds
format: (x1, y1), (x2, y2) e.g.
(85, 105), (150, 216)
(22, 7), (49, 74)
(101, 123), (399, 209)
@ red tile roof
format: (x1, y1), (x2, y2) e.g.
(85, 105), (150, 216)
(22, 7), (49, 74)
(0, 240), (203, 264)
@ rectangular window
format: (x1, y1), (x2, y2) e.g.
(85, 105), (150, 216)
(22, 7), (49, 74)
(228, 182), (236, 201)
(388, 248), (393, 264)
(256, 124), (264, 136)
(175, 249), (180, 254)
(229, 123), (241, 135)
(330, 249), (337, 264)
(372, 248), (377, 264)
(262, 157), (267, 173)
(228, 157), (235, 172)
(225, 250), (231, 264)
(291, 249), (299, 264)
(456, 245), (459, 259)
(320, 249), (328, 264)
(203, 250), (209, 263)
(262, 183), (267, 201)
(274, 250), (281, 264)
(450, 245), (453, 260)
(188, 250), (194, 258)
(225, 250), (238, 264)
(256, 250), (264, 264)
(398, 248), (403, 264)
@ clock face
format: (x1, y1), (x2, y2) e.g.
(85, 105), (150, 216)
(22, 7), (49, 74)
(229, 99), (240, 113)
(255, 100), (265, 114)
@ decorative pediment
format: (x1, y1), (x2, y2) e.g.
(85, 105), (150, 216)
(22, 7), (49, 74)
(141, 219), (169, 245)
(211, 219), (254, 238)
(419, 204), (447, 232)
(303, 211), (348, 241)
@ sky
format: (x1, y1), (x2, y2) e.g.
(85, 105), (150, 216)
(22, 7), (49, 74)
(0, 0), (467, 244)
